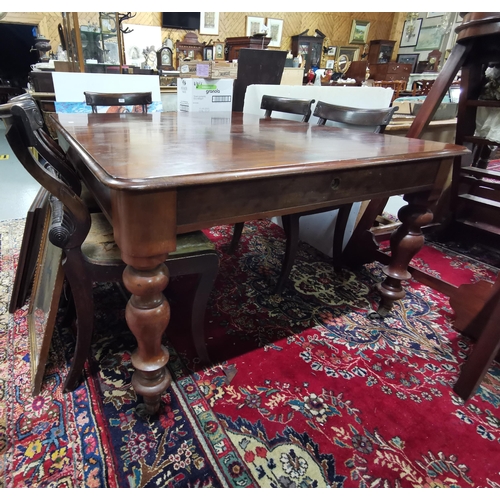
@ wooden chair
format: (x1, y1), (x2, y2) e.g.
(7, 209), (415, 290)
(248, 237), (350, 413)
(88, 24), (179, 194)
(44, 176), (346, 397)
(452, 274), (500, 400)
(411, 80), (435, 96)
(259, 95), (316, 122)
(343, 13), (500, 399)
(1, 98), (219, 392)
(373, 80), (406, 101)
(84, 91), (152, 113)
(232, 100), (397, 294)
(229, 95), (316, 255)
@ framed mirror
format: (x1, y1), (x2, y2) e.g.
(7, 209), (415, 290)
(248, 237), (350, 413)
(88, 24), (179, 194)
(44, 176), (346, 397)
(336, 54), (351, 75)
(28, 204), (64, 395)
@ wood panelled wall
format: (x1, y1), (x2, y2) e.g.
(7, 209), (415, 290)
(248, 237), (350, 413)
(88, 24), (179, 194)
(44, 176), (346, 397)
(4, 12), (401, 66)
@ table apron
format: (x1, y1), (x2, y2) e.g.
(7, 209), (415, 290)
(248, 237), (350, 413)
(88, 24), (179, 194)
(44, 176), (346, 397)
(176, 158), (444, 232)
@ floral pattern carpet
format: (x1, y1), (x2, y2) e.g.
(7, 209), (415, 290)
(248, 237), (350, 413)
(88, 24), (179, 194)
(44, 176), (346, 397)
(1, 217), (500, 488)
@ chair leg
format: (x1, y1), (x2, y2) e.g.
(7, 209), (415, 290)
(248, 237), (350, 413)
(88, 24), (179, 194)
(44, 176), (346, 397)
(59, 280), (76, 330)
(61, 248), (95, 392)
(332, 204), (353, 272)
(228, 222), (245, 254)
(190, 253), (219, 364)
(274, 214), (300, 295)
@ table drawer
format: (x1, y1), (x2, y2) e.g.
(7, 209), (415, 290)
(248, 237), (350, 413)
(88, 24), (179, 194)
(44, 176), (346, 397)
(177, 159), (443, 230)
(386, 63), (411, 75)
(384, 74), (409, 82)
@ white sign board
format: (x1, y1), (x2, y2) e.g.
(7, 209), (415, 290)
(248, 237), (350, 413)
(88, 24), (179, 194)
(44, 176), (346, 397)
(52, 72), (161, 102)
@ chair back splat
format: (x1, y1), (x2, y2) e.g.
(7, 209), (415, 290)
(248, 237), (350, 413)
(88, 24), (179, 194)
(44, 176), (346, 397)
(312, 101), (398, 132)
(230, 100), (399, 295)
(260, 95), (316, 122)
(84, 91), (152, 113)
(0, 98), (91, 248)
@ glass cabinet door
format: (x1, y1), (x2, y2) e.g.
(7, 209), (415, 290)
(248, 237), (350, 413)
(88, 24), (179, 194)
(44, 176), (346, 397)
(61, 12), (122, 73)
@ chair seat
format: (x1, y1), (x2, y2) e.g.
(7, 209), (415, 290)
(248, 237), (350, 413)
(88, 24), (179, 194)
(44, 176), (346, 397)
(82, 213), (215, 265)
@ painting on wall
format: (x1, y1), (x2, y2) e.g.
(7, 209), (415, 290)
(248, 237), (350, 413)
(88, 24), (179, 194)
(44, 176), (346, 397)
(400, 18), (422, 47)
(349, 20), (370, 44)
(200, 12), (219, 35)
(266, 18), (283, 48)
(338, 46), (360, 62)
(396, 53), (419, 73)
(246, 16), (265, 36)
(415, 25), (444, 51)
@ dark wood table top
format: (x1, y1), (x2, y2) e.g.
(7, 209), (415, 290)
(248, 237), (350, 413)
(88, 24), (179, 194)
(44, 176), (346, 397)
(53, 112), (467, 191)
(51, 110), (470, 415)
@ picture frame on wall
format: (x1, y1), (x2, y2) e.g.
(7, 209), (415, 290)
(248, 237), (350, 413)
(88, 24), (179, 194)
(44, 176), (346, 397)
(327, 46), (337, 56)
(400, 18), (422, 47)
(325, 60), (335, 69)
(266, 18), (283, 48)
(349, 20), (370, 44)
(415, 25), (444, 51)
(199, 12), (219, 36)
(246, 16), (265, 36)
(338, 46), (360, 62)
(427, 12), (445, 18)
(396, 53), (419, 73)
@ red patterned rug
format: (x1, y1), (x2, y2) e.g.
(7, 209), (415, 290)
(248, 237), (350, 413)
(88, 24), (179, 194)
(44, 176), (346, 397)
(1, 217), (500, 487)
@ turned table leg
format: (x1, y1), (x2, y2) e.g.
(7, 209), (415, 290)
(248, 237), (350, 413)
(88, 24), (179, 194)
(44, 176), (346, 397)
(376, 192), (433, 316)
(122, 263), (172, 414)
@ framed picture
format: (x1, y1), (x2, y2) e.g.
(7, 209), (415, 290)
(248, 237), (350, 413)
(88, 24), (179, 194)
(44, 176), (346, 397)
(199, 12), (219, 35)
(266, 18), (283, 48)
(327, 46), (337, 56)
(325, 60), (335, 69)
(9, 187), (49, 314)
(415, 26), (444, 51)
(246, 16), (265, 36)
(400, 18), (422, 47)
(427, 12), (445, 18)
(214, 41), (225, 61)
(396, 53), (419, 73)
(338, 46), (360, 62)
(28, 203), (64, 396)
(349, 20), (370, 44)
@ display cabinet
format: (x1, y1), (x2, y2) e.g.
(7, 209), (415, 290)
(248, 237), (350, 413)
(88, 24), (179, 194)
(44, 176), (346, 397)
(60, 12), (123, 73)
(367, 40), (396, 64)
(369, 62), (412, 82)
(291, 32), (325, 76)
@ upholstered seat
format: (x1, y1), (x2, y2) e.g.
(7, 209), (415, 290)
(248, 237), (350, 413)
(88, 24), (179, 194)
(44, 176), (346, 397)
(83, 213), (215, 264)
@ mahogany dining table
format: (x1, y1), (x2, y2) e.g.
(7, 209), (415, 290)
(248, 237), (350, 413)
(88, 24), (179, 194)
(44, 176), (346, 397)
(50, 111), (468, 415)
